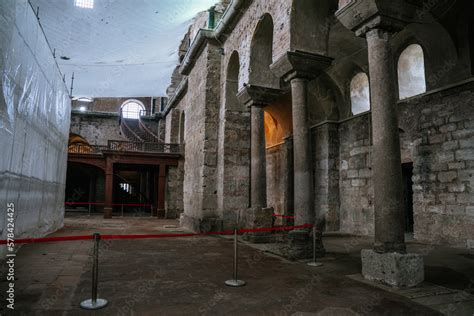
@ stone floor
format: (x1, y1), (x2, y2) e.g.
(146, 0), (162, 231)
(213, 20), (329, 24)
(0, 214), (473, 315)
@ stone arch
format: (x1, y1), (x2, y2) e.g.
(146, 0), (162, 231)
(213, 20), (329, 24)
(393, 22), (458, 91)
(308, 72), (343, 124)
(290, 0), (335, 55)
(350, 72), (371, 115)
(264, 93), (292, 148)
(225, 51), (242, 111)
(249, 13), (279, 88)
(397, 44), (427, 100)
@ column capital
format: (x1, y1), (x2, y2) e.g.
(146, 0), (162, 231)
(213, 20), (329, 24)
(236, 84), (283, 108)
(270, 51), (333, 83)
(335, 0), (421, 37)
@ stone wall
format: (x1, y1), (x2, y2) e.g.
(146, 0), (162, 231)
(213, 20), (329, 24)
(171, 42), (223, 231)
(266, 144), (286, 216)
(165, 109), (181, 144)
(312, 122), (340, 231)
(72, 97), (154, 113)
(0, 0), (71, 256)
(399, 80), (474, 248)
(221, 0), (292, 91)
(336, 80), (474, 248)
(265, 139), (294, 224)
(70, 112), (126, 146)
(338, 114), (374, 235)
(166, 162), (184, 219)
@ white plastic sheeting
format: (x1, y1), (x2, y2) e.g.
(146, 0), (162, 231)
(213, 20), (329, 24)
(29, 0), (217, 97)
(0, 0), (71, 255)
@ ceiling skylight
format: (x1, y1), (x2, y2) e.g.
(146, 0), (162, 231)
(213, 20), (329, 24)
(74, 0), (94, 9)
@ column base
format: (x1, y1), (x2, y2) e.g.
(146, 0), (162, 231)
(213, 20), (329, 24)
(242, 207), (274, 244)
(103, 207), (112, 219)
(361, 249), (424, 288)
(285, 229), (325, 261)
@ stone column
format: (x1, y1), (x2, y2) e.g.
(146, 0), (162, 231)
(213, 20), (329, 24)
(250, 104), (267, 208)
(271, 51), (333, 259)
(366, 29), (405, 253)
(290, 78), (314, 226)
(237, 85), (282, 243)
(336, 0), (424, 287)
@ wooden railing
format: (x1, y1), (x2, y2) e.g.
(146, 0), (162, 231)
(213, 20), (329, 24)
(68, 142), (182, 155)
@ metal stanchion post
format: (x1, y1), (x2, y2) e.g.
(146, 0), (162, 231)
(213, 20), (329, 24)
(225, 228), (246, 287)
(80, 233), (108, 310)
(307, 226), (323, 267)
(121, 204), (124, 217)
(88, 203), (92, 217)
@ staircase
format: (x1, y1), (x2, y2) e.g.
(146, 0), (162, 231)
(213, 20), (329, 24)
(120, 111), (161, 143)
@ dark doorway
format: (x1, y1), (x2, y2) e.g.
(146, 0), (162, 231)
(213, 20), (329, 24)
(402, 163), (414, 233)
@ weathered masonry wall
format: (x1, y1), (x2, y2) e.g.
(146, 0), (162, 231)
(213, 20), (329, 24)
(338, 115), (374, 236)
(72, 97), (155, 113)
(171, 42), (222, 231)
(266, 144), (286, 215)
(337, 80), (474, 248)
(0, 0), (71, 256)
(221, 0), (292, 91)
(400, 80), (474, 248)
(70, 112), (126, 146)
(165, 162), (184, 219)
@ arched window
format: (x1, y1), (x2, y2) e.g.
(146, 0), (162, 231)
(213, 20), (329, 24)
(121, 100), (145, 119)
(398, 44), (426, 99)
(350, 73), (370, 115)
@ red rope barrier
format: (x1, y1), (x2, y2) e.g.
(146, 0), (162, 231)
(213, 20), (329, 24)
(0, 224), (312, 245)
(65, 202), (152, 207)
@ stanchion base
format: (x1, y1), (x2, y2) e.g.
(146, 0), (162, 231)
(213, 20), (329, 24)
(225, 279), (246, 287)
(307, 261), (323, 267)
(80, 298), (108, 310)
